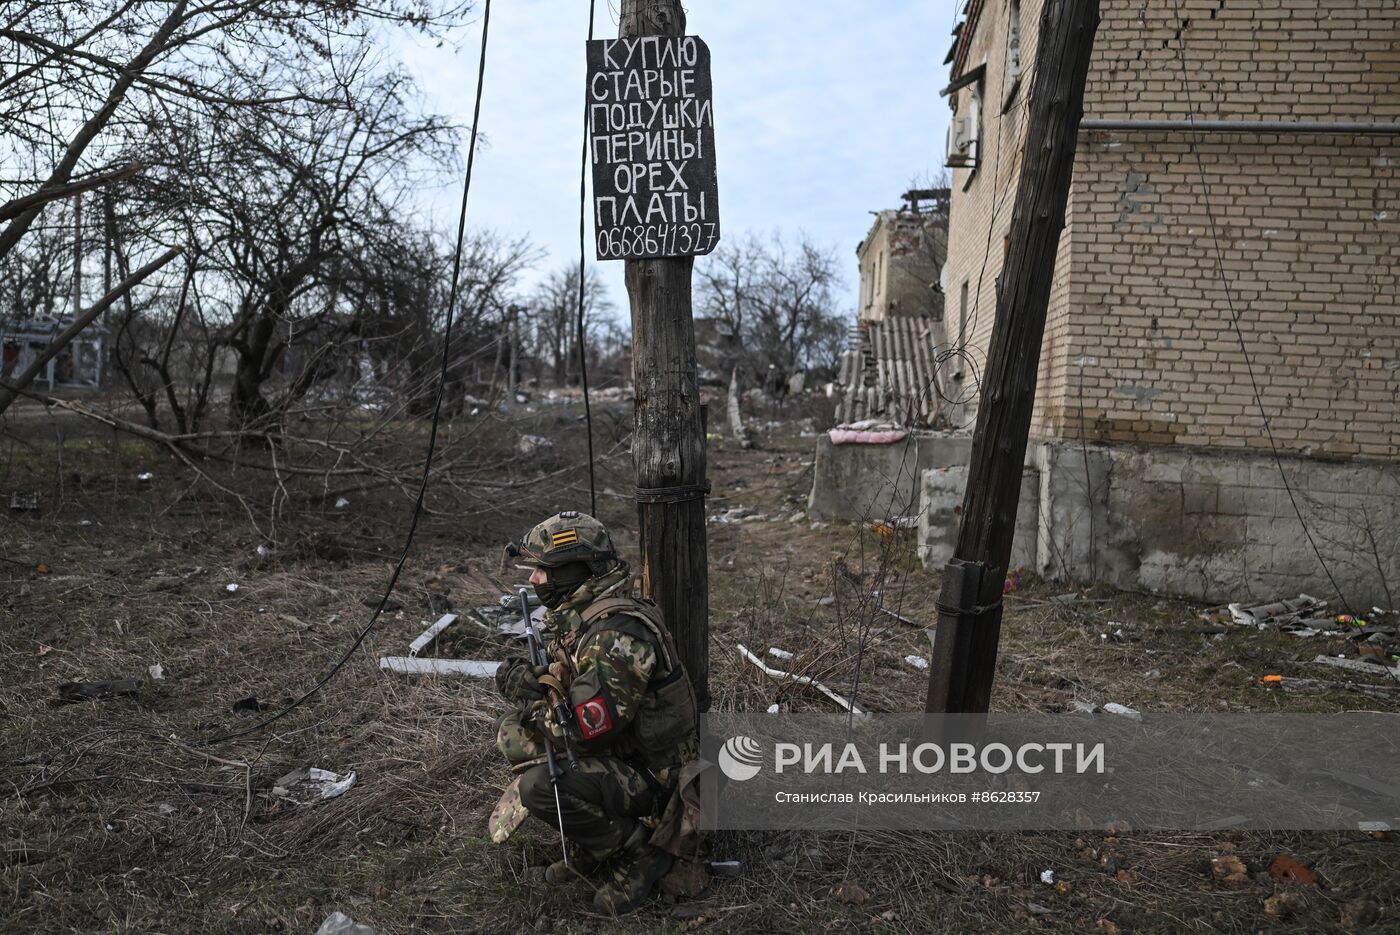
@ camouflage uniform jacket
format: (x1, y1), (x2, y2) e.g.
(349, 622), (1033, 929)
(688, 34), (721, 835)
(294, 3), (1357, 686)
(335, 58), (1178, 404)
(511, 593), (699, 787)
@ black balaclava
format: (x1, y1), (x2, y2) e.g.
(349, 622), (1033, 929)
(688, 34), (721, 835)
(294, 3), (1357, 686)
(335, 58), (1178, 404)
(534, 561), (593, 610)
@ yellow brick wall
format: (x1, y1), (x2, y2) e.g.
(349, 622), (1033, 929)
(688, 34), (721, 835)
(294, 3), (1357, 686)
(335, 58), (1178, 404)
(945, 0), (1400, 460)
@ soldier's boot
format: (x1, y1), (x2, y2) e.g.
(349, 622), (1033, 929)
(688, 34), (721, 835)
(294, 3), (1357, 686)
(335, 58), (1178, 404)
(592, 823), (673, 915)
(543, 844), (605, 885)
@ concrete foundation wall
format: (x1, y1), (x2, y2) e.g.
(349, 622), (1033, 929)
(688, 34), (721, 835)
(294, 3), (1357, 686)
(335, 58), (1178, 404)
(917, 464), (1040, 573)
(808, 433), (971, 522)
(1034, 442), (1400, 608)
(821, 433), (1399, 609)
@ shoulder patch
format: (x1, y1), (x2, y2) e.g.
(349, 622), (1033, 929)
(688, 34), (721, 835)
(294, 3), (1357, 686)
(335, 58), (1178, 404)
(574, 694), (613, 739)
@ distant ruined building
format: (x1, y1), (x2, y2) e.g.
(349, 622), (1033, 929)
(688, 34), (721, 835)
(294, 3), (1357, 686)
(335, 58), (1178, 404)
(836, 188), (953, 427)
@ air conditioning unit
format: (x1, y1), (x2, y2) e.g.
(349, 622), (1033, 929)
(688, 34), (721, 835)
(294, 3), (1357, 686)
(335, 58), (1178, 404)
(945, 116), (978, 169)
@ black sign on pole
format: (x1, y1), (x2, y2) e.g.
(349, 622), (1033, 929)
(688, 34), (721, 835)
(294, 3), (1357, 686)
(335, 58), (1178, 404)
(586, 35), (720, 260)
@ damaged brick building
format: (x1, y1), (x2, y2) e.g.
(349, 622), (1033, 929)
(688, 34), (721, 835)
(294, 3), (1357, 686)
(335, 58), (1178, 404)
(935, 0), (1400, 605)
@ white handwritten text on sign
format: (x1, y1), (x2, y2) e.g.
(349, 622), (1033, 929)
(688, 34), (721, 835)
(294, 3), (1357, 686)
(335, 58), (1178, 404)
(586, 36), (719, 260)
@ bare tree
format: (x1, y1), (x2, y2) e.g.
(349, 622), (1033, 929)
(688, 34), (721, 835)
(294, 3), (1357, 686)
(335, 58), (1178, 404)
(0, 0), (470, 416)
(695, 233), (846, 393)
(526, 265), (615, 388)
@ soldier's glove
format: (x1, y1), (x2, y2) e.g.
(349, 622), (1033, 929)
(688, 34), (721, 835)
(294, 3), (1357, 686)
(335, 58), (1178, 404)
(496, 657), (549, 702)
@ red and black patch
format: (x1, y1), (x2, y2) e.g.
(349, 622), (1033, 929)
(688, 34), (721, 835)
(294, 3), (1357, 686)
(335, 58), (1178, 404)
(574, 695), (613, 739)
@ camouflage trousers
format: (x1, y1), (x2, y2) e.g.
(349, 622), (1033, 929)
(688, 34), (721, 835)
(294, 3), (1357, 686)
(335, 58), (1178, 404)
(518, 756), (660, 861)
(494, 708), (661, 860)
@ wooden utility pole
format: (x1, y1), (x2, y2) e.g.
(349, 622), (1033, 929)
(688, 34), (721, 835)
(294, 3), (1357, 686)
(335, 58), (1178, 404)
(618, 0), (710, 711)
(926, 0), (1101, 714)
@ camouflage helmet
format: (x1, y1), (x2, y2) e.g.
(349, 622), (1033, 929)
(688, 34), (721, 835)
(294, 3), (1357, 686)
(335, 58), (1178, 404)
(509, 511), (618, 572)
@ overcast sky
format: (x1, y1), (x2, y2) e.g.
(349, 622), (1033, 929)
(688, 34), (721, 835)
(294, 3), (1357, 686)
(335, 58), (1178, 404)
(393, 0), (961, 318)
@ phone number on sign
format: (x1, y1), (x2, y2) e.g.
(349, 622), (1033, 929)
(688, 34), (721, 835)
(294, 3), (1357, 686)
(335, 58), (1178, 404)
(597, 222), (718, 258)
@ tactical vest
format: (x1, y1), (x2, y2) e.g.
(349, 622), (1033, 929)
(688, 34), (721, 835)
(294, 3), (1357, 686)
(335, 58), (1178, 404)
(575, 595), (699, 775)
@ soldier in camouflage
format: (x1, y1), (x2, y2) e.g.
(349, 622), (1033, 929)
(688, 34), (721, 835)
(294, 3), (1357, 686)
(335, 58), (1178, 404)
(489, 511), (699, 915)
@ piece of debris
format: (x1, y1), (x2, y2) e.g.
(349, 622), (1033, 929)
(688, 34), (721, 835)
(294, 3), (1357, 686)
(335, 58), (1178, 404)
(1004, 567), (1023, 594)
(1210, 855), (1249, 886)
(1229, 593), (1326, 628)
(334, 496), (350, 509)
(9, 491), (39, 511)
(1267, 854), (1318, 886)
(904, 654), (929, 670)
(136, 472), (154, 483)
(830, 880), (870, 905)
(57, 680), (141, 703)
(1103, 702), (1142, 721)
(224, 583), (240, 593)
(1312, 654), (1400, 682)
(271, 767), (357, 805)
(736, 643), (866, 716)
(817, 595), (835, 607)
(767, 647), (793, 661)
(315, 910), (376, 935)
(877, 605), (919, 626)
(765, 703), (780, 714)
(147, 664), (164, 681)
(517, 434), (554, 455)
(407, 613), (459, 657)
(1071, 701), (1103, 715)
(1340, 899), (1380, 928)
(1039, 869), (1055, 885)
(378, 656), (500, 678)
(709, 859), (742, 877)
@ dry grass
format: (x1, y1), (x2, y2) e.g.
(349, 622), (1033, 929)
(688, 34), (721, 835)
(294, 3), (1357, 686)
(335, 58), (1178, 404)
(2, 402), (1397, 934)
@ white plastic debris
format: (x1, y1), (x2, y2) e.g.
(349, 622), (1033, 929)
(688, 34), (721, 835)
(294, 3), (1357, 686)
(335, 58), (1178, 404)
(148, 663), (164, 680)
(316, 911), (376, 935)
(136, 472), (153, 482)
(225, 583), (240, 593)
(766, 703), (781, 714)
(379, 657), (500, 678)
(768, 647), (794, 661)
(79, 519), (93, 527)
(271, 767), (357, 805)
(903, 655), (929, 670)
(334, 496), (350, 509)
(1103, 702), (1142, 721)
(407, 614), (459, 657)
(1039, 869), (1055, 885)
(255, 544), (272, 558)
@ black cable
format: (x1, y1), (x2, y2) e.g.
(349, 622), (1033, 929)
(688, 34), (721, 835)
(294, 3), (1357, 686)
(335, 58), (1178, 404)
(1168, 0), (1351, 611)
(189, 0), (495, 745)
(576, 0), (599, 517)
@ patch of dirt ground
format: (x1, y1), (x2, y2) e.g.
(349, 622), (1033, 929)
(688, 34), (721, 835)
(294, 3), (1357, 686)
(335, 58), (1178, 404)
(2, 409), (1397, 934)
